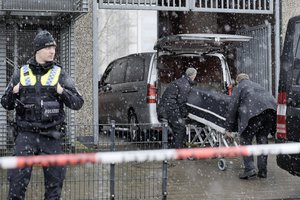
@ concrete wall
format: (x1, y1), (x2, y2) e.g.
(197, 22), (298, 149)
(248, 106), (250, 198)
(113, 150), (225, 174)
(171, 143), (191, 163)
(74, 0), (93, 125)
(281, 1), (300, 43)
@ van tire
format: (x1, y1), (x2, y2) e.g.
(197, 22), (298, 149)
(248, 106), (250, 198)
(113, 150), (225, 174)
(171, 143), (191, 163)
(128, 111), (141, 141)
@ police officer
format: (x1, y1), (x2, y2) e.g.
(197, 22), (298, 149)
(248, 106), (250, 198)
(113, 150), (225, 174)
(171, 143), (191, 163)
(1, 30), (84, 200)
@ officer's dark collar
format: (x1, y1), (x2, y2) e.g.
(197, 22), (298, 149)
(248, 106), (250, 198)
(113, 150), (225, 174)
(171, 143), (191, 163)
(26, 57), (56, 75)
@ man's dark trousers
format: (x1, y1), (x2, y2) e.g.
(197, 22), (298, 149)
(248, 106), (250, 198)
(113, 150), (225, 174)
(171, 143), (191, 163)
(168, 116), (186, 149)
(239, 110), (276, 173)
(7, 132), (66, 200)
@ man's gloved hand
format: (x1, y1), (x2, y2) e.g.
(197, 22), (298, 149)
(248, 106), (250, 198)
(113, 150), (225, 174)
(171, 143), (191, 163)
(225, 131), (234, 138)
(13, 83), (20, 94)
(57, 83), (64, 94)
(225, 131), (234, 143)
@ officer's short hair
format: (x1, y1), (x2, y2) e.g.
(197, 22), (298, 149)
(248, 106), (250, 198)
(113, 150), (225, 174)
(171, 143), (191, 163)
(185, 67), (197, 78)
(236, 73), (249, 84)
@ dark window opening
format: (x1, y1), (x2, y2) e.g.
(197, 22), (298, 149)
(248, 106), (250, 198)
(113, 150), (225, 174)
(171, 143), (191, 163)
(158, 54), (224, 93)
(125, 57), (145, 82)
(105, 59), (127, 84)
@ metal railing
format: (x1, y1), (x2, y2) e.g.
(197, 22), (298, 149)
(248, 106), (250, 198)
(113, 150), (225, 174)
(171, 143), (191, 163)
(0, 0), (88, 12)
(98, 0), (273, 14)
(192, 0), (273, 14)
(0, 122), (169, 200)
(236, 23), (272, 93)
(98, 0), (189, 11)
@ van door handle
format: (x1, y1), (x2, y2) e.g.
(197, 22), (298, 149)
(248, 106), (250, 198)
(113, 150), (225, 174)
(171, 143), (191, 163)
(122, 89), (138, 93)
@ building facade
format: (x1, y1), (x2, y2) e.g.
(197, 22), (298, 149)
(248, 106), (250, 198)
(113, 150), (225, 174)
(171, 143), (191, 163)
(1, 0), (300, 131)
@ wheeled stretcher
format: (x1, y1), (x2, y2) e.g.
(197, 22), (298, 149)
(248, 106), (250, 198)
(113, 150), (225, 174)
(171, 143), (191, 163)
(186, 88), (239, 170)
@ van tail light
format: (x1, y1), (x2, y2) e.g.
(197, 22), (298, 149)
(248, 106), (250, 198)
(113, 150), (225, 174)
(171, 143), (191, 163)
(276, 92), (287, 139)
(227, 84), (233, 96)
(147, 84), (157, 103)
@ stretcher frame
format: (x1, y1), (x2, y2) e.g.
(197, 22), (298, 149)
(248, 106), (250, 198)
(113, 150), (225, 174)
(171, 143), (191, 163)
(186, 113), (238, 170)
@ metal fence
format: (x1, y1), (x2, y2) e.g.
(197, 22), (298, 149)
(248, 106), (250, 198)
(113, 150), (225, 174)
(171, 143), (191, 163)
(0, 0), (88, 12)
(98, 0), (189, 11)
(2, 23), (78, 148)
(192, 0), (273, 14)
(0, 122), (169, 200)
(98, 0), (273, 14)
(236, 23), (272, 93)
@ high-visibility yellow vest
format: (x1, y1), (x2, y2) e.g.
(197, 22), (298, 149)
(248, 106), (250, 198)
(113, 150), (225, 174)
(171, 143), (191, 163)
(17, 64), (63, 125)
(20, 64), (61, 86)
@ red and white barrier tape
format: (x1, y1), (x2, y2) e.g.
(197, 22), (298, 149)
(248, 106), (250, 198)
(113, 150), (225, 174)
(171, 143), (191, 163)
(1, 143), (300, 169)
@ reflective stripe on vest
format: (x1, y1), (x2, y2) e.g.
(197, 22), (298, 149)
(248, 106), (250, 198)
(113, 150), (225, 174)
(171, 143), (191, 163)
(41, 66), (61, 86)
(20, 65), (36, 86)
(20, 65), (61, 86)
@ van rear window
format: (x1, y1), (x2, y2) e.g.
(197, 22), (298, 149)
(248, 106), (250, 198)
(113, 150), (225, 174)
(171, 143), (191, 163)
(158, 55), (224, 91)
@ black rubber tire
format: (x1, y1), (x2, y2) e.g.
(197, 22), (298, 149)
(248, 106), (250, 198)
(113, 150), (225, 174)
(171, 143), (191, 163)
(128, 111), (140, 142)
(218, 158), (227, 171)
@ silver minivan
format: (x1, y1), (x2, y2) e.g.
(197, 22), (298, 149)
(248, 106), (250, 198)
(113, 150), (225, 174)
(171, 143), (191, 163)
(98, 34), (251, 140)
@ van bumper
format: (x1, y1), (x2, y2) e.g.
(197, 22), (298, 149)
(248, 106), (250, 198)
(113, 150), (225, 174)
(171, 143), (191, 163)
(276, 139), (300, 177)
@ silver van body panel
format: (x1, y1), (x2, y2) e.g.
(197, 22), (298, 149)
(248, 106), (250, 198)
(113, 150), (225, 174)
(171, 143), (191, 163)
(99, 53), (158, 126)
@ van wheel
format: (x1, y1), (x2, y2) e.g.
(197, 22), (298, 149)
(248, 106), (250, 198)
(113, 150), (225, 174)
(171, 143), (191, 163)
(128, 111), (140, 142)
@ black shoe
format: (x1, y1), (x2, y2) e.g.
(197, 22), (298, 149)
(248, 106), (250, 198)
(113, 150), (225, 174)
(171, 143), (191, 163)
(239, 169), (257, 179)
(257, 171), (267, 178)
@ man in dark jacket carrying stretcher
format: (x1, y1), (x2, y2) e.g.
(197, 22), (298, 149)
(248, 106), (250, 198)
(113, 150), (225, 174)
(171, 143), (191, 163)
(225, 73), (276, 179)
(158, 67), (197, 148)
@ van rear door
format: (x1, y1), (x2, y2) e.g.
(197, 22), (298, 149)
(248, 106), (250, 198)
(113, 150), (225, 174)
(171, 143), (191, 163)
(155, 34), (251, 97)
(154, 33), (252, 54)
(278, 17), (300, 141)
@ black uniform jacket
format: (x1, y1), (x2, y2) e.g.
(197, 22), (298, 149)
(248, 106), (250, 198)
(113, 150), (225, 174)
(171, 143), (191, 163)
(1, 57), (84, 129)
(158, 75), (194, 120)
(226, 79), (276, 133)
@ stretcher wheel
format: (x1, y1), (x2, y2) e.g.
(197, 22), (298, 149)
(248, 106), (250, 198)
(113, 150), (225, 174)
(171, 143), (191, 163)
(218, 158), (227, 171)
